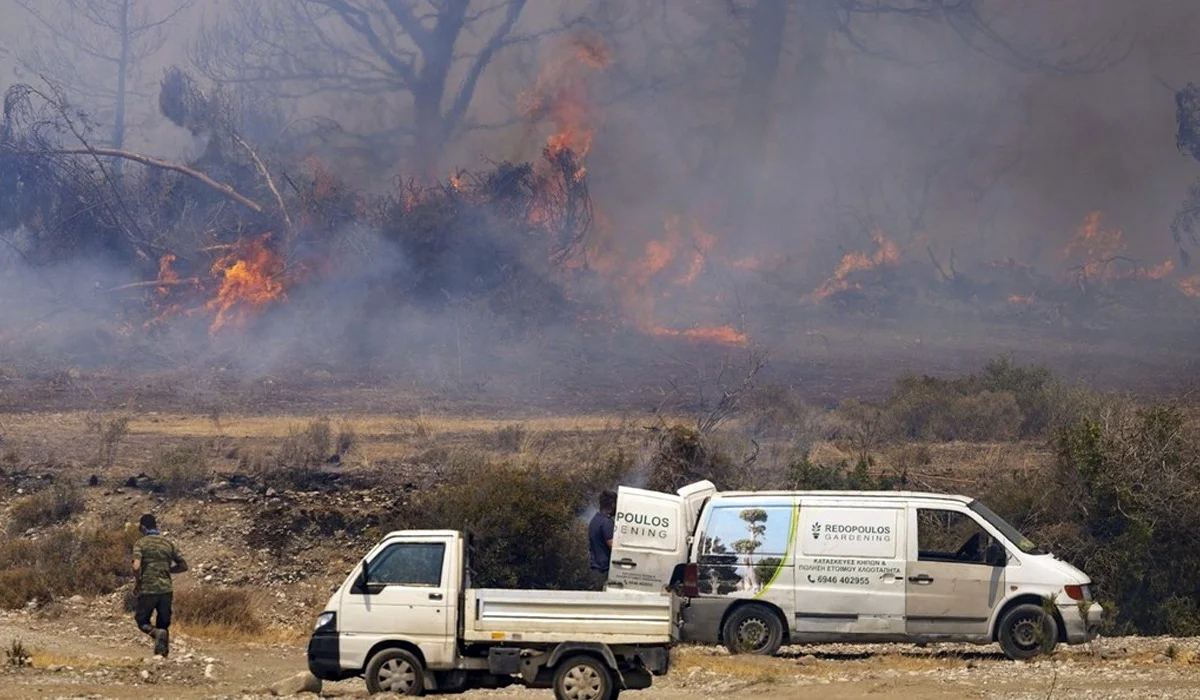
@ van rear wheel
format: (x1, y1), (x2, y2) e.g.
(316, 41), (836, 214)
(723, 604), (784, 656)
(997, 604), (1058, 661)
(365, 648), (425, 696)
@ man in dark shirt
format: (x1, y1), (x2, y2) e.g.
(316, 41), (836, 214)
(587, 491), (617, 590)
(132, 513), (188, 657)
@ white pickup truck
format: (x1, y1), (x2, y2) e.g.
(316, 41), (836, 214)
(307, 529), (676, 699)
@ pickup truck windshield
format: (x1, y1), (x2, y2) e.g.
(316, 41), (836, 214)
(968, 500), (1047, 555)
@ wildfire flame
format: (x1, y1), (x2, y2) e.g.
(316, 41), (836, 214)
(206, 235), (286, 333)
(1178, 275), (1200, 298)
(813, 228), (901, 301)
(1062, 211), (1177, 281)
(521, 32), (612, 171)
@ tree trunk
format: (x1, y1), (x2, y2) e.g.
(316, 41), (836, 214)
(112, 0), (131, 175)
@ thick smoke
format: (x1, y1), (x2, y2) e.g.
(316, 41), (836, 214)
(1, 0), (1199, 408)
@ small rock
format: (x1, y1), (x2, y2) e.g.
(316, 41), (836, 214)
(966, 659), (978, 669)
(139, 669), (150, 680)
(1154, 654), (1171, 664)
(68, 595), (84, 604)
(797, 654), (818, 666)
(205, 663), (216, 679)
(268, 671), (322, 696)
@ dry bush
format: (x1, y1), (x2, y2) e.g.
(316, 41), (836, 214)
(83, 414), (131, 468)
(173, 588), (264, 635)
(491, 423), (527, 453)
(0, 524), (140, 609)
(7, 482), (85, 533)
(148, 444), (210, 496)
(254, 418), (337, 490)
(641, 424), (748, 492)
(335, 421), (356, 457)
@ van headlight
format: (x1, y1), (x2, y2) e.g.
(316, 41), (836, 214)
(313, 612), (336, 633)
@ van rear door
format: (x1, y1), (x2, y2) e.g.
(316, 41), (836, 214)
(608, 482), (714, 592)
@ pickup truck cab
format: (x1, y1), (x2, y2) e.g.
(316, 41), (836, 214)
(308, 530), (675, 699)
(607, 482), (1103, 660)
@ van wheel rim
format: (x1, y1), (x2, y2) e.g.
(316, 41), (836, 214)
(562, 663), (604, 700)
(736, 617), (770, 651)
(1012, 616), (1042, 649)
(378, 658), (417, 693)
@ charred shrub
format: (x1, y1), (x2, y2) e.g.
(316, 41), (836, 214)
(885, 375), (1023, 442)
(247, 503), (381, 558)
(7, 482), (85, 533)
(397, 459), (589, 589)
(84, 414), (130, 468)
(174, 588), (264, 635)
(149, 444), (209, 497)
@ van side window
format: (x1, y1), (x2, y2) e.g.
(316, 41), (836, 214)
(698, 506), (793, 595)
(367, 542), (446, 586)
(916, 509), (993, 565)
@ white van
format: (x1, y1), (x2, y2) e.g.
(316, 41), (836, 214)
(607, 482), (1103, 660)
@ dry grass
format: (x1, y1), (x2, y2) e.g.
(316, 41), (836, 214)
(173, 587), (265, 636)
(29, 651), (142, 670)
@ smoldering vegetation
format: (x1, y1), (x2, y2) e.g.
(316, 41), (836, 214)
(0, 1), (1198, 405)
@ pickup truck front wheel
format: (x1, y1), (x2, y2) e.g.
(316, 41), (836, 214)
(365, 648), (425, 696)
(553, 654), (617, 700)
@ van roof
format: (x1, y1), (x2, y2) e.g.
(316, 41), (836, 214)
(711, 490), (974, 505)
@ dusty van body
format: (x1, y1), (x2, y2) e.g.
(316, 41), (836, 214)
(607, 482), (1102, 660)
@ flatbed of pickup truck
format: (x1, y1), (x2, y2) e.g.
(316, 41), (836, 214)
(466, 588), (676, 644)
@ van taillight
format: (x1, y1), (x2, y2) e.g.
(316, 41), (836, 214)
(1064, 585), (1085, 601)
(682, 563), (699, 598)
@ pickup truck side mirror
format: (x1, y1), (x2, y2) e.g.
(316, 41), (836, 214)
(350, 559), (385, 595)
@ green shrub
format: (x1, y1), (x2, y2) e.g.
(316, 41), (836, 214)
(395, 459), (591, 589)
(788, 456), (900, 491)
(7, 483), (85, 533)
(1027, 404), (1200, 635)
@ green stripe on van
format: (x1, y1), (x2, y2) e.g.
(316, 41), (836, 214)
(754, 501), (800, 599)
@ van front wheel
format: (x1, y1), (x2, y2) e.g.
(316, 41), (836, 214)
(723, 604), (784, 656)
(365, 648), (426, 696)
(997, 604), (1058, 661)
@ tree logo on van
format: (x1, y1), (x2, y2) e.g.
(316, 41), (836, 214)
(811, 522), (822, 540)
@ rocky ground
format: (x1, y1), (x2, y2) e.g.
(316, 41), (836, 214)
(1, 596), (1198, 700)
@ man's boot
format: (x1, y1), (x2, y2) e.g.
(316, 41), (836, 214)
(153, 629), (169, 657)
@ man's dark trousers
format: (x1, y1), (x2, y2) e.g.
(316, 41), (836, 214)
(135, 592), (173, 633)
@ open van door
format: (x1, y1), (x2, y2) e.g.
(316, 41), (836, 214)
(608, 481), (716, 592)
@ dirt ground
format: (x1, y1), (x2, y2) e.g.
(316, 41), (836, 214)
(2, 598), (1199, 700)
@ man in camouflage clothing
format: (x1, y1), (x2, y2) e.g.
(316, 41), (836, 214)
(132, 513), (188, 657)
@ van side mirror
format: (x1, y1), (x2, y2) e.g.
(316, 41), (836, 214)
(985, 543), (1007, 567)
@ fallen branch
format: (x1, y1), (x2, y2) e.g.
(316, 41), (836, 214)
(234, 134), (293, 237)
(100, 278), (202, 293)
(1, 144), (265, 214)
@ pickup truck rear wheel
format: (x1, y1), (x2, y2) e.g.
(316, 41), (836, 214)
(997, 603), (1058, 661)
(723, 604), (784, 656)
(365, 648), (425, 696)
(553, 654), (616, 700)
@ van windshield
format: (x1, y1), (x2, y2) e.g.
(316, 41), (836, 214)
(968, 500), (1047, 555)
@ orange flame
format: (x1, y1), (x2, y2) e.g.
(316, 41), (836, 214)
(1062, 211), (1177, 282)
(1008, 293), (1037, 304)
(1178, 275), (1200, 298)
(521, 32), (612, 168)
(646, 325), (749, 346)
(813, 228), (900, 301)
(206, 235), (286, 333)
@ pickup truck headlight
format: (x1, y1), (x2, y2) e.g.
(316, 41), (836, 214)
(313, 612), (336, 633)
